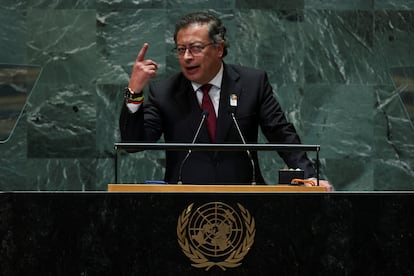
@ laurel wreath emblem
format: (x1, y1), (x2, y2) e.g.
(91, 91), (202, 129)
(177, 202), (255, 271)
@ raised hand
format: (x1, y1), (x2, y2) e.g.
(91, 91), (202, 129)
(128, 43), (158, 93)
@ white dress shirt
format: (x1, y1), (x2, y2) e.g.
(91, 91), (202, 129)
(191, 63), (223, 117)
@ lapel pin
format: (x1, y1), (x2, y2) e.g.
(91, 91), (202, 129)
(230, 94), (238, 107)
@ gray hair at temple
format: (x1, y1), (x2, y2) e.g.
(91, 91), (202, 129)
(173, 11), (229, 58)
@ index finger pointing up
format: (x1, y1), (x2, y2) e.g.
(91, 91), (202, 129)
(136, 43), (149, 62)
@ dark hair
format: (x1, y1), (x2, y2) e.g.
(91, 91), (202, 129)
(174, 11), (228, 57)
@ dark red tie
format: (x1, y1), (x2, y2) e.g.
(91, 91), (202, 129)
(200, 84), (216, 142)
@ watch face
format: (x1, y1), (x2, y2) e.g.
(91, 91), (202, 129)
(124, 87), (135, 99)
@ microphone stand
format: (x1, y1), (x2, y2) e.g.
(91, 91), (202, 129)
(177, 111), (208, 184)
(231, 113), (256, 185)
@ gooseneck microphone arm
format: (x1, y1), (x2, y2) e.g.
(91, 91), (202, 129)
(230, 112), (257, 185)
(177, 111), (209, 184)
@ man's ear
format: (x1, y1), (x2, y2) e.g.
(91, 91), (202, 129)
(217, 41), (225, 57)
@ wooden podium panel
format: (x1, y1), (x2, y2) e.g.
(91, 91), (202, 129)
(107, 184), (328, 192)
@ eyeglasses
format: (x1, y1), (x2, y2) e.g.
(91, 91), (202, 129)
(173, 42), (216, 56)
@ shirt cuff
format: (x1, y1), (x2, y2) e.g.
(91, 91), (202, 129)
(126, 102), (141, 113)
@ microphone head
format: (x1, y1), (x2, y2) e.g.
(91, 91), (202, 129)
(202, 110), (209, 116)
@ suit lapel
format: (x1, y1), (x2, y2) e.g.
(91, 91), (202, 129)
(173, 76), (210, 142)
(173, 77), (194, 114)
(215, 64), (242, 143)
(172, 66), (243, 144)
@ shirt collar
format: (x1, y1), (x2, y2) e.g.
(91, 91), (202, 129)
(192, 63), (223, 92)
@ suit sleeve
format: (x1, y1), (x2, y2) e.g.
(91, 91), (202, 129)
(258, 73), (316, 178)
(119, 102), (145, 142)
(119, 83), (163, 142)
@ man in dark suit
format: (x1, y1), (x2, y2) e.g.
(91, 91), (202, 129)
(119, 12), (331, 189)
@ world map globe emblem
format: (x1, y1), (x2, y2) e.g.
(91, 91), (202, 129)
(177, 201), (255, 270)
(188, 202), (244, 258)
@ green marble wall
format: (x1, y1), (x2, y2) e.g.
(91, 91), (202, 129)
(1, 0), (413, 191)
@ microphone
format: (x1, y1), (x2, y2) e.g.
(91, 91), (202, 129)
(177, 111), (209, 184)
(230, 112), (256, 185)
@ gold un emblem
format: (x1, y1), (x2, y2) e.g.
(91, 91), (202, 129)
(177, 202), (255, 271)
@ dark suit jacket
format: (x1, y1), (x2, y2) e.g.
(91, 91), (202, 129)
(119, 63), (316, 184)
